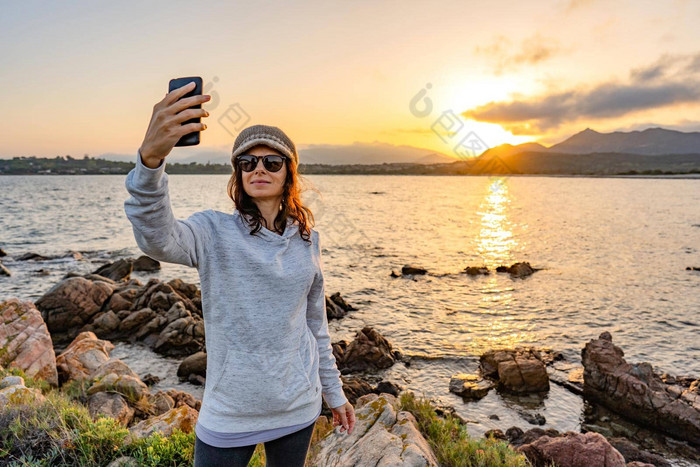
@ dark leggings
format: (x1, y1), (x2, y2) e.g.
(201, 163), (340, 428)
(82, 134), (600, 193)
(193, 420), (316, 467)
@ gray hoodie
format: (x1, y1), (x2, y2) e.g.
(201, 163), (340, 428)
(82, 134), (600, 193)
(124, 150), (348, 432)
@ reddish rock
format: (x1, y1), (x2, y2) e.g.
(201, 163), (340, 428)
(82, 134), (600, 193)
(517, 431), (626, 467)
(35, 276), (115, 345)
(480, 347), (550, 393)
(0, 299), (58, 387)
(582, 332), (700, 447)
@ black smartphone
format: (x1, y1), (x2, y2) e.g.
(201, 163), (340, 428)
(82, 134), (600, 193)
(168, 76), (203, 146)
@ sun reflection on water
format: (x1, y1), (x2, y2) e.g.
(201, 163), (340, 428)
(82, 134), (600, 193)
(476, 177), (517, 269)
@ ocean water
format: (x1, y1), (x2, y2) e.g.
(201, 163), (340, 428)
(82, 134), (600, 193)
(1, 172), (699, 447)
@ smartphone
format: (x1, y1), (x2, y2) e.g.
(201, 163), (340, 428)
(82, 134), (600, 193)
(168, 76), (203, 146)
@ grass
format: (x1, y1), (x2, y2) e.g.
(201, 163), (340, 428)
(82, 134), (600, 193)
(397, 391), (531, 467)
(1, 366), (532, 466)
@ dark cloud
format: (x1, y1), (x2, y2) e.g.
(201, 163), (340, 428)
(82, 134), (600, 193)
(462, 53), (700, 133)
(474, 33), (561, 75)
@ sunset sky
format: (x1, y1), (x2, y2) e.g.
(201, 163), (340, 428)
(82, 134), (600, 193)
(1, 0), (699, 161)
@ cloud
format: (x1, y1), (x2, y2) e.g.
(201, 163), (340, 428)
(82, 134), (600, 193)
(461, 52), (700, 133)
(474, 33), (562, 75)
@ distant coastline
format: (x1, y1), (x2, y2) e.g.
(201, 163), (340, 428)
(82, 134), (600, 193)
(1, 154), (699, 177)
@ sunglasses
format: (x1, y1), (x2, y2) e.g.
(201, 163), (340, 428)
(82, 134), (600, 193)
(235, 154), (288, 173)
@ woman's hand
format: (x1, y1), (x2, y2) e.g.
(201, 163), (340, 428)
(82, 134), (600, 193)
(330, 401), (355, 435)
(139, 81), (211, 168)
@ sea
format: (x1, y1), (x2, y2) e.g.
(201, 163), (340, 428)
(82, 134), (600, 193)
(1, 173), (699, 462)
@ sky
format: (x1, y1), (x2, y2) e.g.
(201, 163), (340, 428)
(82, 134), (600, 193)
(1, 0), (699, 161)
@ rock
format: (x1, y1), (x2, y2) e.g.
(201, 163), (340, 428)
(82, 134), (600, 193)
(0, 299), (59, 387)
(517, 431), (627, 467)
(374, 380), (402, 397)
(0, 248), (6, 257)
(35, 276), (115, 346)
(147, 390), (176, 416)
(87, 391), (135, 426)
(496, 261), (538, 278)
(131, 256), (160, 272)
(107, 456), (139, 467)
(92, 259), (133, 282)
(326, 292), (357, 320)
(337, 376), (374, 405)
(0, 262), (10, 276)
(188, 374), (205, 385)
(401, 265), (427, 275)
(608, 437), (671, 467)
(90, 357), (140, 381)
(581, 332), (700, 446)
(15, 252), (51, 261)
(506, 427), (561, 447)
(480, 348), (550, 393)
(336, 326), (402, 373)
(484, 429), (508, 440)
(165, 388), (201, 411)
(463, 266), (489, 275)
(448, 373), (495, 399)
(311, 393), (439, 466)
(0, 378), (46, 407)
(0, 376), (25, 389)
(87, 373), (150, 404)
(177, 351), (207, 379)
(141, 373), (161, 386)
(55, 331), (115, 384)
(522, 412), (546, 426)
(125, 404), (198, 445)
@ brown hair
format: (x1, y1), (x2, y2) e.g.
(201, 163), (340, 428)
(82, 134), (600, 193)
(227, 150), (316, 243)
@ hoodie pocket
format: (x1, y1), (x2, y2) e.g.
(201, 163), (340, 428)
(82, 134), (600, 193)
(210, 346), (313, 417)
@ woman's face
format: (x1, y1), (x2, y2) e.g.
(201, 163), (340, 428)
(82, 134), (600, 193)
(239, 144), (287, 201)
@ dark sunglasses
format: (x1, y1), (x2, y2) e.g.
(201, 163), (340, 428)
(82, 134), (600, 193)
(235, 154), (288, 172)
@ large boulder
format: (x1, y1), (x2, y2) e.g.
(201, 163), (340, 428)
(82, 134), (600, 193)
(582, 332), (700, 446)
(124, 404), (199, 445)
(35, 276), (115, 346)
(0, 299), (58, 387)
(517, 431), (626, 467)
(55, 331), (115, 384)
(311, 393), (438, 466)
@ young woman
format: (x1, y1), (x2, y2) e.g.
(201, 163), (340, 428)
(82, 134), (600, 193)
(124, 81), (355, 466)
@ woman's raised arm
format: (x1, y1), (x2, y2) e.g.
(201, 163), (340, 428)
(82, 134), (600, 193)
(124, 149), (213, 268)
(123, 82), (212, 268)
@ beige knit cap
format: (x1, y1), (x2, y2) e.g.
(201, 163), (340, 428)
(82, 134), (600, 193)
(231, 124), (299, 168)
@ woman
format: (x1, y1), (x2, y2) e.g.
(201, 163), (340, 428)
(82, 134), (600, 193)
(124, 81), (355, 466)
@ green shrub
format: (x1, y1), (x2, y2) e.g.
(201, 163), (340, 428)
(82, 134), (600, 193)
(398, 391), (531, 467)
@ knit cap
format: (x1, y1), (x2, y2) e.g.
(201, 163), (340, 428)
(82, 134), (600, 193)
(231, 124), (299, 168)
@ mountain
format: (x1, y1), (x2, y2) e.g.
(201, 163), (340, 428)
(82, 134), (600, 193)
(549, 127), (700, 155)
(480, 142), (547, 158)
(90, 141), (453, 166)
(412, 152), (456, 164)
(480, 127), (700, 161)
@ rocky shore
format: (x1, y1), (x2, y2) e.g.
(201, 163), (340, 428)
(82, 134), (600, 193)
(1, 253), (699, 465)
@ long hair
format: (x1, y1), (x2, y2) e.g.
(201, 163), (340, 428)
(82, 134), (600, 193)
(227, 154), (316, 244)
